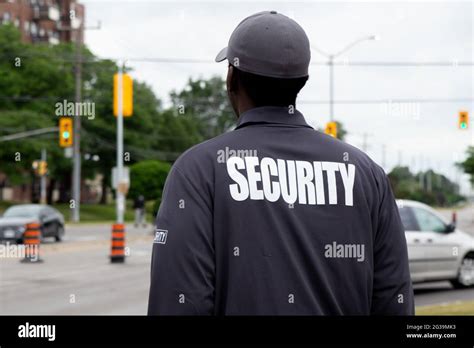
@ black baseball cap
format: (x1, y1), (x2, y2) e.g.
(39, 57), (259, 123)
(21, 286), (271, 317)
(215, 11), (311, 79)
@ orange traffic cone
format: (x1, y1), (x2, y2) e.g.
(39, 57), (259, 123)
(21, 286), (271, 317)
(21, 222), (43, 263)
(110, 223), (126, 263)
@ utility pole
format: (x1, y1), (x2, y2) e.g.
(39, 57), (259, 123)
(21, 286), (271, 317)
(58, 20), (101, 222)
(425, 159), (431, 192)
(419, 155), (424, 189)
(71, 22), (82, 222)
(381, 144), (387, 170)
(358, 132), (372, 152)
(40, 148), (47, 204)
(329, 56), (334, 121)
(116, 62), (125, 224)
(411, 156), (416, 174)
(427, 170), (432, 192)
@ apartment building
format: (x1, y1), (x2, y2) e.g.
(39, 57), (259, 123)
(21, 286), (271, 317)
(0, 0), (85, 44)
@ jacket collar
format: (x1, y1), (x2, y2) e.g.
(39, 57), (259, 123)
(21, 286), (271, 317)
(235, 106), (313, 130)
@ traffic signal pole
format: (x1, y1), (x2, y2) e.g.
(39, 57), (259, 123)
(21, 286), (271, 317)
(110, 62), (127, 264)
(116, 62), (125, 224)
(40, 148), (47, 205)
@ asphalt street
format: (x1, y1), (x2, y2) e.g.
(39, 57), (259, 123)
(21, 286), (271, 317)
(0, 224), (153, 315)
(0, 204), (473, 314)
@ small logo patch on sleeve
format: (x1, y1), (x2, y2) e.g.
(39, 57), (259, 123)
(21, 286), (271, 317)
(154, 229), (168, 244)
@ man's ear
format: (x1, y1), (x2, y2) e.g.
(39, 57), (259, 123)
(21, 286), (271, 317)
(227, 64), (238, 94)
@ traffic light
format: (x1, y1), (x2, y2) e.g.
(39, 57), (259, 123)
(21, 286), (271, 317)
(459, 111), (469, 130)
(32, 160), (39, 174)
(32, 160), (47, 176)
(59, 117), (73, 147)
(325, 121), (338, 138)
(38, 161), (48, 176)
(113, 73), (133, 117)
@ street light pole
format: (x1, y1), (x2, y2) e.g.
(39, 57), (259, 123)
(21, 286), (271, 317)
(329, 55), (334, 121)
(312, 35), (378, 122)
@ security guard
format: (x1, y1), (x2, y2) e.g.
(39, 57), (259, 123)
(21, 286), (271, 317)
(148, 11), (414, 315)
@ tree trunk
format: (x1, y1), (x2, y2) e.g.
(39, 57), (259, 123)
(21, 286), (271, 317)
(100, 171), (108, 205)
(58, 173), (71, 203)
(30, 173), (39, 203)
(47, 178), (55, 204)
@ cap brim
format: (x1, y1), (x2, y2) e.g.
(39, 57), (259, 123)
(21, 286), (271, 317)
(215, 47), (228, 62)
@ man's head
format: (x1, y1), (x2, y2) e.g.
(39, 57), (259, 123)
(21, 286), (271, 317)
(215, 11), (311, 116)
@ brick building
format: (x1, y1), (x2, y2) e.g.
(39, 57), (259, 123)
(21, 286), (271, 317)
(0, 0), (85, 44)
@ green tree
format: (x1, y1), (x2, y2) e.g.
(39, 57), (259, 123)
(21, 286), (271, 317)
(335, 121), (347, 141)
(129, 160), (171, 205)
(0, 25), (167, 203)
(388, 166), (464, 206)
(170, 77), (236, 139)
(458, 146), (474, 186)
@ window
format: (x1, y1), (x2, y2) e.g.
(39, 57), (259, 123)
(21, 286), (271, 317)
(30, 22), (37, 35)
(412, 207), (446, 233)
(398, 206), (419, 231)
(3, 12), (11, 22)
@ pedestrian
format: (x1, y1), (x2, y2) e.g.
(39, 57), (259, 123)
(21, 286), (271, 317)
(133, 194), (146, 228)
(148, 11), (414, 315)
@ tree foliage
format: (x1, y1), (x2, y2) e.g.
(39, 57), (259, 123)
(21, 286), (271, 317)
(388, 166), (464, 207)
(458, 146), (474, 186)
(0, 25), (167, 202)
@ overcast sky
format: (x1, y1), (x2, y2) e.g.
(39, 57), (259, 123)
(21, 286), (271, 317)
(82, 0), (473, 194)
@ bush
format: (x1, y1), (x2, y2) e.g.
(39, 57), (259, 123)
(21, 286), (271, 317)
(152, 196), (162, 218)
(128, 160), (171, 202)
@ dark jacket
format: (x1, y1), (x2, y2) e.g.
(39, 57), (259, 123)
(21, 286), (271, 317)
(148, 106), (414, 315)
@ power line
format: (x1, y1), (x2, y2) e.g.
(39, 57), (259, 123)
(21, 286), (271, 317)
(1, 95), (473, 105)
(299, 98), (474, 105)
(316, 61), (474, 67)
(1, 52), (474, 66)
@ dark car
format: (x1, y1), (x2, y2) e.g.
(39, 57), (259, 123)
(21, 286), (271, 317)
(0, 204), (65, 243)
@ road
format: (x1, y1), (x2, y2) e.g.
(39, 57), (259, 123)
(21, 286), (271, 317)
(0, 224), (153, 315)
(0, 204), (473, 314)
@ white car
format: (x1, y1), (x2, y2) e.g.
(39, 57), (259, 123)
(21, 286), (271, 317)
(397, 200), (474, 288)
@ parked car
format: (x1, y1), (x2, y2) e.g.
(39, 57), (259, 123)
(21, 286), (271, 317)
(0, 204), (65, 243)
(397, 200), (474, 288)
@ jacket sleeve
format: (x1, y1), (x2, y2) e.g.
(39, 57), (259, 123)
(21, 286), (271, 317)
(371, 170), (415, 315)
(147, 165), (215, 315)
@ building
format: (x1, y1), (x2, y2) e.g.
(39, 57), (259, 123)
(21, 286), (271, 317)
(0, 0), (84, 45)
